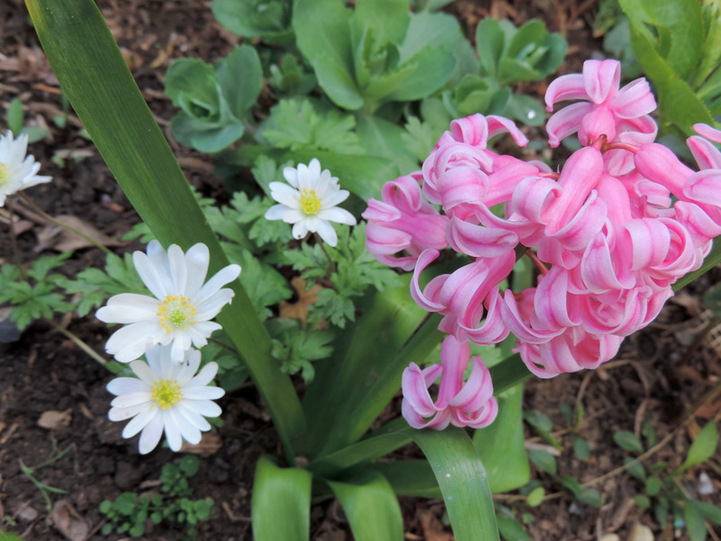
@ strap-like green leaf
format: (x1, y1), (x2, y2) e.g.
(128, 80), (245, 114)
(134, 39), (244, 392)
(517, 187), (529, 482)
(325, 470), (404, 541)
(412, 427), (500, 541)
(25, 0), (306, 458)
(368, 460), (441, 498)
(252, 456), (312, 541)
(309, 418), (412, 476)
(474, 384), (530, 493)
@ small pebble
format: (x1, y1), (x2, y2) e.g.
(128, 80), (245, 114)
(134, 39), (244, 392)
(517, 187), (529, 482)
(627, 522), (654, 541)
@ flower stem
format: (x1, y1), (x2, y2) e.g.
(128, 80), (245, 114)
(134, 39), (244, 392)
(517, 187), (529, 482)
(314, 233), (336, 279)
(44, 317), (108, 367)
(18, 192), (113, 255)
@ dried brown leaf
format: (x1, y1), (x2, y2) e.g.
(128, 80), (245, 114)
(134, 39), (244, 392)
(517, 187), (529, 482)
(279, 277), (322, 325)
(49, 499), (89, 541)
(35, 214), (123, 252)
(37, 409), (72, 430)
(179, 432), (222, 456)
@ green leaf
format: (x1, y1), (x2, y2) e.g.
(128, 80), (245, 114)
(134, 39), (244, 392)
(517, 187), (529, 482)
(527, 449), (557, 475)
(618, 0), (703, 80)
(474, 384), (530, 493)
(251, 456), (312, 541)
(623, 457), (646, 481)
(261, 99), (362, 153)
(504, 93), (545, 127)
(356, 114), (419, 174)
(619, 0), (713, 134)
(573, 437), (590, 461)
(613, 430), (644, 453)
(476, 18), (505, 78)
(525, 486), (544, 507)
(685, 500), (709, 541)
(412, 428), (500, 541)
(26, 0), (306, 460)
(293, 0), (362, 110)
(678, 421), (718, 473)
(217, 45), (262, 118)
(211, 0), (293, 44)
(695, 500), (721, 525)
(352, 0), (408, 48)
(326, 470), (404, 541)
(7, 97), (24, 136)
(367, 460), (441, 498)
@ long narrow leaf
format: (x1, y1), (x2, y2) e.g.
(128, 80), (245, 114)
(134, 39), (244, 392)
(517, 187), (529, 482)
(252, 456), (312, 541)
(412, 427), (500, 541)
(368, 460), (441, 498)
(25, 0), (306, 457)
(325, 470), (404, 541)
(309, 418), (413, 476)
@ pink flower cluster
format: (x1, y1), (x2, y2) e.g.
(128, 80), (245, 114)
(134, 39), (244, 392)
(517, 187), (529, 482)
(364, 59), (721, 430)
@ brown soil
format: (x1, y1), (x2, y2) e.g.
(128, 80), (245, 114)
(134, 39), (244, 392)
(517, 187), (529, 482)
(1, 1), (719, 540)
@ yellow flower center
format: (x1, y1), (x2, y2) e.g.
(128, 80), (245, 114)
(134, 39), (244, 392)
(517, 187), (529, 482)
(0, 163), (9, 185)
(300, 189), (321, 216)
(157, 295), (196, 333)
(152, 380), (182, 409)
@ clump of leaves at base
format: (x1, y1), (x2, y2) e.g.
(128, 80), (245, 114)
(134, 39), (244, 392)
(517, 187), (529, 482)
(99, 456), (213, 540)
(285, 223), (401, 328)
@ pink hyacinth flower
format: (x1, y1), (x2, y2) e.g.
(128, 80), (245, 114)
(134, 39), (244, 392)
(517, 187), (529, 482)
(363, 172), (449, 270)
(402, 336), (498, 429)
(545, 59), (656, 147)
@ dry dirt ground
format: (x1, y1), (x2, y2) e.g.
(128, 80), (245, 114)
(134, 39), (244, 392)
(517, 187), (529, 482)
(0, 0), (719, 540)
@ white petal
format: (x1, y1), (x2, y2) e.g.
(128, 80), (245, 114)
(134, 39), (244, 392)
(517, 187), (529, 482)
(106, 323), (161, 363)
(167, 244), (189, 293)
(110, 391), (153, 408)
(176, 403), (211, 430)
(185, 399), (223, 417)
(108, 403), (148, 421)
(122, 407), (157, 438)
(314, 220), (338, 246)
(107, 377), (149, 396)
(131, 360), (160, 386)
(183, 243), (210, 297)
(170, 407), (202, 444)
(96, 293), (158, 323)
(138, 413), (165, 454)
(317, 206), (357, 225)
(269, 182), (301, 208)
(282, 166), (299, 187)
(133, 250), (171, 299)
(265, 204), (304, 224)
(195, 290), (234, 320)
(183, 387), (224, 400)
(196, 265), (240, 303)
(291, 220), (310, 240)
(163, 410), (183, 451)
(186, 362), (219, 387)
(320, 188), (350, 207)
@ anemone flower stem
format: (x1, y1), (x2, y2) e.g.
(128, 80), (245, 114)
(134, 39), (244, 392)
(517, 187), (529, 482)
(44, 317), (107, 367)
(18, 192), (112, 255)
(314, 232), (336, 279)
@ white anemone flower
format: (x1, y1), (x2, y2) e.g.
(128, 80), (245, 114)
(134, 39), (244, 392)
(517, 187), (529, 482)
(96, 240), (241, 363)
(264, 158), (356, 246)
(107, 345), (224, 454)
(0, 130), (52, 206)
